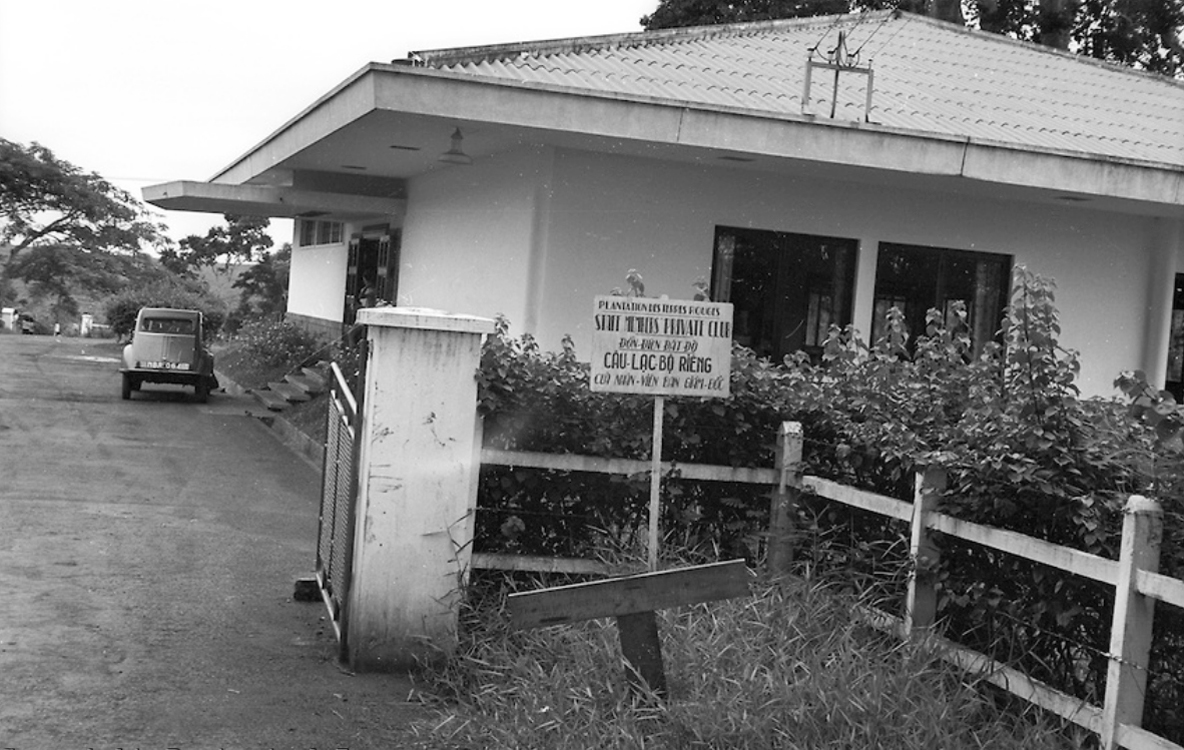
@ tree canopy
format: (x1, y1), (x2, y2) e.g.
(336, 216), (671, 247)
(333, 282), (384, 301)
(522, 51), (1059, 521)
(641, 0), (1183, 74)
(232, 242), (291, 320)
(159, 214), (274, 276)
(0, 139), (168, 302)
(7, 243), (175, 322)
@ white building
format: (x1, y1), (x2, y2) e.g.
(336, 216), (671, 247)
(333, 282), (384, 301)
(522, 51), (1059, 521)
(145, 11), (1184, 397)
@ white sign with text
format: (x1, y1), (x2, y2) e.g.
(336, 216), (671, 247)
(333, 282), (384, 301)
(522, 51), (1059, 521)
(590, 296), (733, 398)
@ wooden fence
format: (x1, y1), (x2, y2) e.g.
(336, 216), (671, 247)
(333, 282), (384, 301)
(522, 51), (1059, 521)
(472, 421), (1184, 750)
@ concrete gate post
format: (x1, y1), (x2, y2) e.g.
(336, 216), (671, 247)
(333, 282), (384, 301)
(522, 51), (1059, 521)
(347, 306), (494, 671)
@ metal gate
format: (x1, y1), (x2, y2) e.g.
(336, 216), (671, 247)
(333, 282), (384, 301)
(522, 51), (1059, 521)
(316, 355), (364, 652)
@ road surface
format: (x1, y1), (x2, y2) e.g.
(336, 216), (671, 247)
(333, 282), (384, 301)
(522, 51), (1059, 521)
(0, 333), (421, 749)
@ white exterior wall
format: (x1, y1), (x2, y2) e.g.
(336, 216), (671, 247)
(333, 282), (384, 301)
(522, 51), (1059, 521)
(397, 147), (553, 330)
(290, 146), (1179, 398)
(288, 237), (349, 324)
(530, 149), (1163, 397)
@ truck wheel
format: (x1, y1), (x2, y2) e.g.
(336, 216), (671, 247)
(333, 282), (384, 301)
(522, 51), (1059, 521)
(121, 374), (132, 400)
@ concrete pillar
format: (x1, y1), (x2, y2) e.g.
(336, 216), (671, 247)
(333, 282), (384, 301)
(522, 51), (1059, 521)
(346, 306), (494, 671)
(852, 236), (879, 344)
(1142, 218), (1183, 389)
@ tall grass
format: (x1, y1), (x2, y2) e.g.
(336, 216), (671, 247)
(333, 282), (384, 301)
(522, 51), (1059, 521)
(399, 572), (1073, 749)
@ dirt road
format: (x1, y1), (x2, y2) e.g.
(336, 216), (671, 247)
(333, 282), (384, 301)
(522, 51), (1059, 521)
(0, 334), (421, 749)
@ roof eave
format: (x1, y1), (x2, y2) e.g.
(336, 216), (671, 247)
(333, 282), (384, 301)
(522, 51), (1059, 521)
(210, 64), (1184, 211)
(142, 180), (405, 221)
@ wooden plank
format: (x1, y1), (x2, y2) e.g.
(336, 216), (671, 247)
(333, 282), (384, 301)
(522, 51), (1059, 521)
(1137, 569), (1184, 610)
(508, 559), (749, 630)
(927, 513), (1119, 586)
(470, 552), (610, 576)
(855, 604), (1103, 734)
(479, 448), (778, 485)
(937, 636), (1104, 734)
(802, 476), (913, 522)
(617, 610), (667, 697)
(1117, 722), (1184, 750)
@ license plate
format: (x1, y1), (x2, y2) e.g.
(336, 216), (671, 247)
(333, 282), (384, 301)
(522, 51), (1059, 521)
(142, 361), (190, 370)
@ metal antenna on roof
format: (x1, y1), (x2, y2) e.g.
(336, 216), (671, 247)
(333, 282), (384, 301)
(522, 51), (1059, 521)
(865, 10), (910, 61)
(803, 28), (875, 121)
(852, 10), (895, 58)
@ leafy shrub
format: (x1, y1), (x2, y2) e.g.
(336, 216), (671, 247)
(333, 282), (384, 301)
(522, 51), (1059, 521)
(476, 320), (795, 562)
(103, 281), (225, 339)
(475, 266), (1184, 739)
(223, 318), (323, 380)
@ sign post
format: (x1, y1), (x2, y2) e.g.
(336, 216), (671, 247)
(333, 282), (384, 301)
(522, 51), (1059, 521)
(590, 295), (734, 570)
(508, 559), (750, 698)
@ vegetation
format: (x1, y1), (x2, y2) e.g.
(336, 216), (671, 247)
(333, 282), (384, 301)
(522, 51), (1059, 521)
(213, 319), (325, 390)
(640, 0), (1184, 75)
(103, 280), (227, 341)
(0, 138), (168, 304)
(160, 214), (274, 277)
(229, 243), (291, 322)
(6, 243), (176, 325)
(400, 572), (1071, 749)
(470, 266), (1183, 741)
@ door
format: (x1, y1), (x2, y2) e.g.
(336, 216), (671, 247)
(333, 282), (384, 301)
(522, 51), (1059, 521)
(342, 231), (401, 326)
(1166, 274), (1184, 401)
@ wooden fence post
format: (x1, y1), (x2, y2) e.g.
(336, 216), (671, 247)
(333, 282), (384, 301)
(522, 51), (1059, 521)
(1100, 495), (1163, 750)
(768, 421), (803, 576)
(906, 467), (945, 635)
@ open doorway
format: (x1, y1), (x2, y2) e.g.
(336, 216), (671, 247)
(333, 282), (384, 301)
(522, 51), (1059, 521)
(344, 228), (401, 325)
(1166, 274), (1184, 401)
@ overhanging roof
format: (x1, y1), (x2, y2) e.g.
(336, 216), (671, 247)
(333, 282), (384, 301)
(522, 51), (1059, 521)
(143, 181), (404, 221)
(160, 11), (1183, 218)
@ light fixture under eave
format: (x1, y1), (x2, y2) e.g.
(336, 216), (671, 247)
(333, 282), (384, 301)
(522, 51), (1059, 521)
(438, 128), (473, 166)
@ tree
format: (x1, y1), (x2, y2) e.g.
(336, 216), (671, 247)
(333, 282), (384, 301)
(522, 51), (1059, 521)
(641, 0), (1183, 72)
(103, 280), (226, 340)
(0, 139), (168, 302)
(1075, 0), (1184, 74)
(232, 243), (291, 319)
(8, 243), (176, 323)
(161, 214), (273, 275)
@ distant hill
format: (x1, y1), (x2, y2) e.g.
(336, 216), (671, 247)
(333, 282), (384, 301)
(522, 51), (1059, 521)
(197, 264), (252, 309)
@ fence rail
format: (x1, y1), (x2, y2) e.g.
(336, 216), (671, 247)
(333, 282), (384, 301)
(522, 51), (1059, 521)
(475, 422), (1182, 750)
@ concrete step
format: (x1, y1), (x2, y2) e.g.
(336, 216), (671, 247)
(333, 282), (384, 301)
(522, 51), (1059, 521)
(252, 388), (290, 412)
(303, 365), (330, 388)
(267, 381), (311, 403)
(284, 372), (324, 395)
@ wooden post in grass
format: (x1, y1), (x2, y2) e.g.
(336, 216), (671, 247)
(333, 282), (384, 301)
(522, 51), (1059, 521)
(648, 396), (665, 571)
(1100, 495), (1163, 750)
(507, 560), (750, 698)
(768, 421), (803, 576)
(906, 467), (945, 635)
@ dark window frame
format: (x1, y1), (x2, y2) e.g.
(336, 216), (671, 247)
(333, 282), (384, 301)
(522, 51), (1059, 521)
(711, 226), (858, 362)
(872, 242), (1011, 355)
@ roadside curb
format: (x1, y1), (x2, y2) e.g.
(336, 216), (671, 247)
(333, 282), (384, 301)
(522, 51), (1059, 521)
(216, 369), (326, 474)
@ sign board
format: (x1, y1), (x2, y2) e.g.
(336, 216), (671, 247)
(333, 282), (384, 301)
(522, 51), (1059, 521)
(508, 559), (751, 698)
(590, 296), (734, 398)
(507, 559), (750, 630)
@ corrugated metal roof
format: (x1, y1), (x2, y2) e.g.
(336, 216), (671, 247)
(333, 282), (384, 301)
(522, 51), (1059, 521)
(415, 11), (1184, 168)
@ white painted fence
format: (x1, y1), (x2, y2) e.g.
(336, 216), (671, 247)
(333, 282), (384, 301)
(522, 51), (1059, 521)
(474, 422), (1184, 750)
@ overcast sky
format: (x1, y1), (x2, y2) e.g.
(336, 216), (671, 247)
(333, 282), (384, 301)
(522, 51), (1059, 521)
(0, 0), (657, 245)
